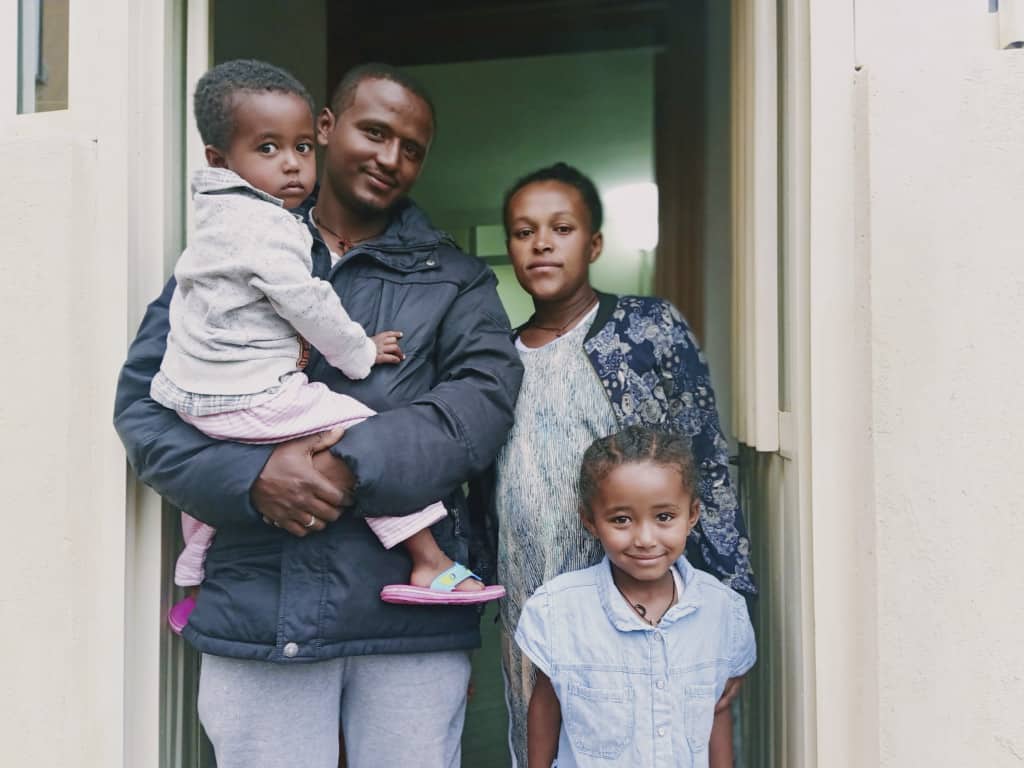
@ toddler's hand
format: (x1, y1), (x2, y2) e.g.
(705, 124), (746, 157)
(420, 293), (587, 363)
(372, 330), (405, 365)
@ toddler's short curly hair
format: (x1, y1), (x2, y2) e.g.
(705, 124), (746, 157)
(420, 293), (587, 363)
(193, 59), (315, 150)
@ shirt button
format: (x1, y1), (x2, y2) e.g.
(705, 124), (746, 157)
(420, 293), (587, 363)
(425, 258), (437, 267)
(658, 727), (666, 737)
(283, 642), (298, 658)
(656, 680), (665, 689)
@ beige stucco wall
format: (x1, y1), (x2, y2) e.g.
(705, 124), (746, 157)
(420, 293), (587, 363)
(1, 1), (1022, 766)
(0, 1), (179, 765)
(856, 2), (1024, 764)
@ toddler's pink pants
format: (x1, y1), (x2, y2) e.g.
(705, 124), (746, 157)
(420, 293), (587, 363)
(173, 373), (447, 586)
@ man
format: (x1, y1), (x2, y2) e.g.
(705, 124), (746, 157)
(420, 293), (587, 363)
(114, 63), (523, 768)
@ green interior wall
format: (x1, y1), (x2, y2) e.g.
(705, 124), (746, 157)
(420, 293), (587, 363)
(212, 0), (328, 107)
(407, 50), (656, 327)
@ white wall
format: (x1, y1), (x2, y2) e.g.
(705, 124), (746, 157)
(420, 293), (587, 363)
(0, 1), (180, 765)
(848, 2), (1024, 764)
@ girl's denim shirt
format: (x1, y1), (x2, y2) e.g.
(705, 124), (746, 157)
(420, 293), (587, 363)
(515, 556), (756, 768)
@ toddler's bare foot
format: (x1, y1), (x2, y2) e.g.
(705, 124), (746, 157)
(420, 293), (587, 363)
(410, 556), (485, 592)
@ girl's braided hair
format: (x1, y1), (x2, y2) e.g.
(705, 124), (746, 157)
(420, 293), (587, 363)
(578, 426), (699, 518)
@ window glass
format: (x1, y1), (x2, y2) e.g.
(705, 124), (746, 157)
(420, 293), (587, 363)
(18, 0), (69, 114)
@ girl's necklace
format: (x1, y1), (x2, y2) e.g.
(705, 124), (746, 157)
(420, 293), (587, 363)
(310, 207), (373, 253)
(615, 575), (677, 627)
(528, 294), (598, 337)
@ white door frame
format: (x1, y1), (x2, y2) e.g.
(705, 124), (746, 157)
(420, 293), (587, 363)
(124, 2), (209, 766)
(731, 1), (878, 766)
(731, 1), (818, 765)
(804, 0), (879, 764)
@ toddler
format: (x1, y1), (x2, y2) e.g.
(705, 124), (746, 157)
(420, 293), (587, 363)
(515, 426), (756, 767)
(154, 60), (503, 633)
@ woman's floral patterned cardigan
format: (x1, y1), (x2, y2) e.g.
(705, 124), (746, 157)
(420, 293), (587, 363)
(470, 291), (757, 598)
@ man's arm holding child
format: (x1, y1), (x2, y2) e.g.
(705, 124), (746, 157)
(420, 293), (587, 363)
(251, 262), (521, 523)
(527, 671), (561, 768)
(114, 278), (347, 534)
(325, 262), (523, 517)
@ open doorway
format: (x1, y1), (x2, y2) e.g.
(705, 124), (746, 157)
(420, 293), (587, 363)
(181, 1), (744, 766)
(406, 48), (659, 765)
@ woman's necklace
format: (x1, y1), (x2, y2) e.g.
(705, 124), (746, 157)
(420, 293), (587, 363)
(310, 207), (373, 253)
(528, 293), (598, 337)
(615, 575), (677, 627)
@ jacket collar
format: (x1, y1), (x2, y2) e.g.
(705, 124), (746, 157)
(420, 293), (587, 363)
(295, 185), (454, 266)
(584, 290), (619, 343)
(596, 554), (701, 632)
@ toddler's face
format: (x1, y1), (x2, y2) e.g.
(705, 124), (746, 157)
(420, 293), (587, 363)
(505, 181), (602, 303)
(581, 461), (698, 587)
(212, 90), (317, 209)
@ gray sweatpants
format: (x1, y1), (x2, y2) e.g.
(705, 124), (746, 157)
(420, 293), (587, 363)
(198, 650), (472, 768)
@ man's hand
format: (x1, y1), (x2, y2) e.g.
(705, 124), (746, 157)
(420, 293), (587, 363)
(372, 330), (405, 365)
(251, 427), (351, 537)
(715, 676), (745, 714)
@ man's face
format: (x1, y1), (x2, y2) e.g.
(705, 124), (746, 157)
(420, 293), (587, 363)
(316, 78), (434, 215)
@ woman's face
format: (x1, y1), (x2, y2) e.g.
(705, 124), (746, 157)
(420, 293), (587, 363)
(505, 180), (603, 304)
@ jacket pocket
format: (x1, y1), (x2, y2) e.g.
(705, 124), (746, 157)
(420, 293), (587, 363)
(684, 684), (716, 753)
(564, 682), (634, 760)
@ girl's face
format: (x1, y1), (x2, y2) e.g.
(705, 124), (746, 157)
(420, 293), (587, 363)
(505, 180), (603, 304)
(581, 461), (699, 587)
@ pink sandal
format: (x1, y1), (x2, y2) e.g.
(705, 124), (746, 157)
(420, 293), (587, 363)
(380, 563), (505, 606)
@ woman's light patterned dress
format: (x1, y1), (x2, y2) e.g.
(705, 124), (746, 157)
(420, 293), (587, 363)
(495, 307), (616, 768)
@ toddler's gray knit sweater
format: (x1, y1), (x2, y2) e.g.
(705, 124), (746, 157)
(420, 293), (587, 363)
(159, 167), (375, 397)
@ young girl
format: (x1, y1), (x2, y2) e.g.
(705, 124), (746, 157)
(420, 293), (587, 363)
(515, 426), (756, 767)
(479, 163), (756, 766)
(158, 60), (503, 633)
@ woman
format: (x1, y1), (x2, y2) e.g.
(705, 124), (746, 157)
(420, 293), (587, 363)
(472, 162), (756, 767)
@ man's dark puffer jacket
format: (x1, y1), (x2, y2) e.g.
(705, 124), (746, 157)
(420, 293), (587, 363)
(114, 193), (524, 662)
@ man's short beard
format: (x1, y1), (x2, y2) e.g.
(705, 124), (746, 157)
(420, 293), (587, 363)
(337, 183), (391, 219)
